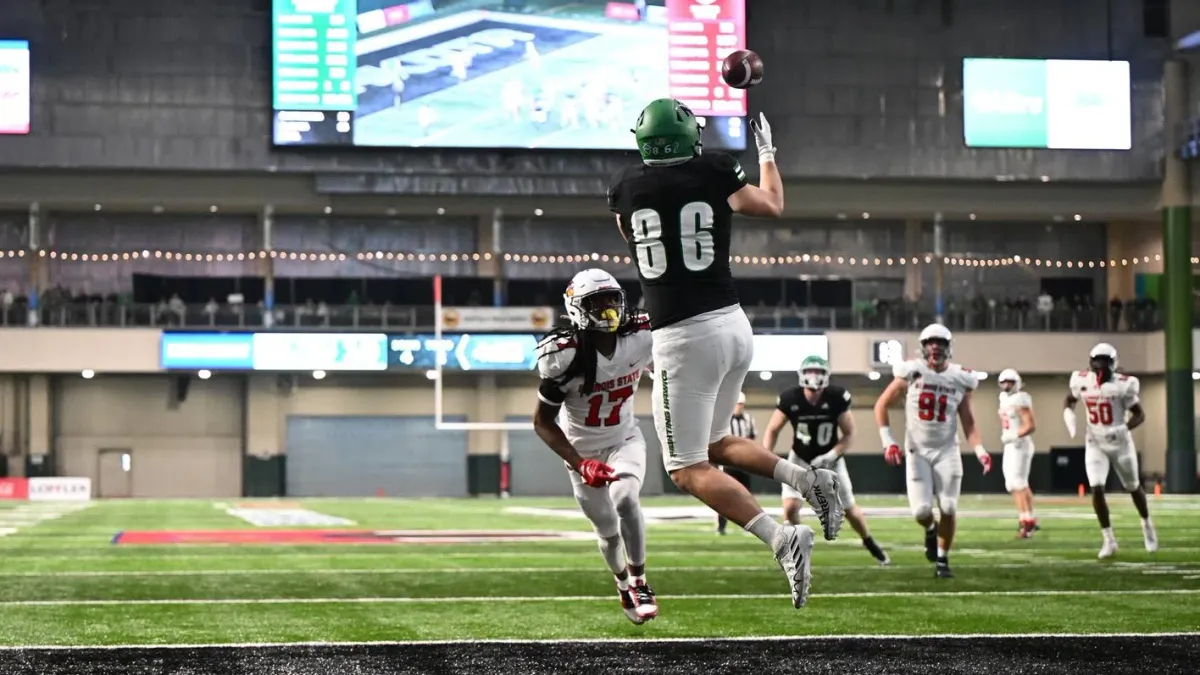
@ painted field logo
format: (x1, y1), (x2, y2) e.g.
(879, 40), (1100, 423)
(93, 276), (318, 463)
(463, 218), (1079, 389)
(225, 507), (356, 528)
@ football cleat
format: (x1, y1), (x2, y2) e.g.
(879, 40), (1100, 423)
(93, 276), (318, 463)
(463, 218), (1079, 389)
(803, 469), (844, 541)
(1142, 521), (1158, 553)
(618, 587), (646, 625)
(935, 560), (954, 579)
(629, 581), (659, 621)
(1098, 538), (1118, 560)
(773, 524), (815, 608)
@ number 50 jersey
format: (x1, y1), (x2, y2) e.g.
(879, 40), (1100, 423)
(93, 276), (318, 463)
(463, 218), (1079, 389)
(893, 359), (979, 452)
(777, 385), (853, 463)
(607, 152), (747, 330)
(1068, 370), (1139, 450)
(535, 324), (653, 454)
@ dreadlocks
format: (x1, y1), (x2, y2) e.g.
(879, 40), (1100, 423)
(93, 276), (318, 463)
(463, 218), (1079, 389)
(540, 314), (640, 397)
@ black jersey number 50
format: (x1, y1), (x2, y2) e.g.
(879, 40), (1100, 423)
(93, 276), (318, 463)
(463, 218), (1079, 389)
(629, 201), (716, 279)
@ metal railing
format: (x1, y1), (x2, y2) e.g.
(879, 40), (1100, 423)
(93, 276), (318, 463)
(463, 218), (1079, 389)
(0, 301), (1164, 333)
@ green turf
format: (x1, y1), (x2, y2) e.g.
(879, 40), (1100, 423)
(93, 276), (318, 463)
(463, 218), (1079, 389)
(0, 495), (1197, 646)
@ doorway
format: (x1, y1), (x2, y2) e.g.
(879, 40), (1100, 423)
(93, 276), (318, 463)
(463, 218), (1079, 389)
(97, 448), (132, 498)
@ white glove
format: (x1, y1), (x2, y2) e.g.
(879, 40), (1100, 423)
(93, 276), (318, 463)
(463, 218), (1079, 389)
(1063, 408), (1077, 439)
(749, 113), (775, 163)
(1000, 430), (1018, 444)
(810, 450), (839, 470)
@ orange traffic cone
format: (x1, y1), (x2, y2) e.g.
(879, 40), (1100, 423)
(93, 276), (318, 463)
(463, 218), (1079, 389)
(1154, 482), (1163, 499)
(1078, 484), (1086, 497)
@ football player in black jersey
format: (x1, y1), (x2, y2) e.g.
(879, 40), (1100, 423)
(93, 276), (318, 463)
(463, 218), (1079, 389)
(606, 98), (845, 610)
(763, 355), (890, 566)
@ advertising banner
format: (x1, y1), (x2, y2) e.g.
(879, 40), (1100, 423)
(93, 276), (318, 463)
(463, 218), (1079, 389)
(0, 478), (28, 500)
(28, 477), (92, 502)
(438, 306), (557, 332)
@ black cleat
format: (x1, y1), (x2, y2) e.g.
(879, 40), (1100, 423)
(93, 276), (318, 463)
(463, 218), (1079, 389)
(935, 557), (954, 579)
(924, 525), (938, 563)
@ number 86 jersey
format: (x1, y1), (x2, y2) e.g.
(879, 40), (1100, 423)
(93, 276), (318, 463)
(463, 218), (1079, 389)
(1068, 370), (1139, 450)
(893, 359), (979, 452)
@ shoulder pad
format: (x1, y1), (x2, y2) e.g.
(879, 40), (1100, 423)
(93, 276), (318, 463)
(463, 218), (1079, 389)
(1018, 392), (1033, 408)
(892, 359), (918, 380)
(536, 334), (577, 380)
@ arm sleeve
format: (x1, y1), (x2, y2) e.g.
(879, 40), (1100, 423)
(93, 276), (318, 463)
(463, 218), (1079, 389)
(709, 153), (749, 199)
(606, 171), (622, 214)
(537, 379), (568, 406)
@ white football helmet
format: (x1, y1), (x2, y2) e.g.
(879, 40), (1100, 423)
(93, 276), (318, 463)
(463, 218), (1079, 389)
(1089, 342), (1119, 378)
(799, 355), (830, 390)
(919, 323), (952, 366)
(564, 268), (626, 332)
(998, 368), (1021, 393)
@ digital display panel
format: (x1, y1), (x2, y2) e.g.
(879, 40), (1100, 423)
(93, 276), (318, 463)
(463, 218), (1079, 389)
(272, 0), (747, 151)
(963, 58), (1131, 150)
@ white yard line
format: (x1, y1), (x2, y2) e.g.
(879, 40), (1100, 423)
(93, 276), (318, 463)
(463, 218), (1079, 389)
(1, 588), (1197, 608)
(0, 631), (1197, 651)
(0, 559), (1196, 578)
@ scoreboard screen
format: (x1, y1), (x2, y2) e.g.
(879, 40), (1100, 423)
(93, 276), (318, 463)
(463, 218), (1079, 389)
(271, 0), (747, 151)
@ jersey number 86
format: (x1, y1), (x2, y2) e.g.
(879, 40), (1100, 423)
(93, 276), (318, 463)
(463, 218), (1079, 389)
(630, 201), (717, 279)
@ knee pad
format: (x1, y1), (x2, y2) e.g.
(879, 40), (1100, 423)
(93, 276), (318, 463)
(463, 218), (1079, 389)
(912, 505), (934, 522)
(609, 478), (643, 516)
(939, 497), (959, 516)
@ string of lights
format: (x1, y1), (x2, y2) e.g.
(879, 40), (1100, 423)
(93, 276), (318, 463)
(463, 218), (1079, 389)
(0, 249), (1190, 268)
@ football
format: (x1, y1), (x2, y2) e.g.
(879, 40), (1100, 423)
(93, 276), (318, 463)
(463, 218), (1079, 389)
(721, 49), (764, 89)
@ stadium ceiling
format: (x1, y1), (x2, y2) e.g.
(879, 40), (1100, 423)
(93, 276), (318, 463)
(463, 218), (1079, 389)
(0, 170), (1167, 222)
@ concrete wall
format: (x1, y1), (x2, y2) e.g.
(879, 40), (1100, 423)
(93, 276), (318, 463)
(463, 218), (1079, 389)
(0, 370), (1185, 496)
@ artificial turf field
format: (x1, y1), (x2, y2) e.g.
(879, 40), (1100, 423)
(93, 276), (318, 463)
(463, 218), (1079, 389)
(0, 494), (1196, 674)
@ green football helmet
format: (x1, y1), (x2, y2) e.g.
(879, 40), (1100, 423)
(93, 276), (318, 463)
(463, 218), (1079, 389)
(799, 355), (830, 390)
(632, 98), (702, 166)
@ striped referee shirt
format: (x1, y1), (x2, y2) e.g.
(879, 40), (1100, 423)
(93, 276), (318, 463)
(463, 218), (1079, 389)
(730, 413), (756, 440)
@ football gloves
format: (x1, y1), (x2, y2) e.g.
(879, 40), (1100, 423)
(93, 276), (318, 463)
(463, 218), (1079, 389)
(577, 459), (619, 488)
(749, 112), (775, 164)
(975, 446), (992, 475)
(810, 450), (840, 470)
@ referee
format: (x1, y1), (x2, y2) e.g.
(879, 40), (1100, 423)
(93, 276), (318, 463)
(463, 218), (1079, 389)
(717, 392), (756, 535)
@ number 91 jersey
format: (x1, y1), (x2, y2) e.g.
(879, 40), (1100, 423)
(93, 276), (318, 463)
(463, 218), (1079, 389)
(777, 385), (852, 463)
(893, 359), (978, 451)
(535, 323), (653, 454)
(607, 152), (747, 330)
(1068, 370), (1139, 450)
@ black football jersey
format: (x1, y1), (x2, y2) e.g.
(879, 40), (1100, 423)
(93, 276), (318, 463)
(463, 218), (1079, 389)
(777, 385), (853, 462)
(607, 152), (747, 329)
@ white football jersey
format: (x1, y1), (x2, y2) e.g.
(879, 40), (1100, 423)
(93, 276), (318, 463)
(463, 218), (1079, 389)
(535, 317), (653, 453)
(998, 390), (1034, 449)
(893, 358), (978, 451)
(1068, 370), (1139, 449)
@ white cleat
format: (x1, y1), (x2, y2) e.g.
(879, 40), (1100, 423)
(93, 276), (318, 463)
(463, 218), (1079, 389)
(1098, 538), (1118, 559)
(773, 524), (815, 609)
(1142, 522), (1159, 553)
(802, 469), (845, 541)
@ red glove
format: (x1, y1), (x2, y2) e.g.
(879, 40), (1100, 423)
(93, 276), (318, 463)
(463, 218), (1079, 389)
(975, 447), (993, 475)
(577, 459), (619, 487)
(884, 444), (903, 466)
